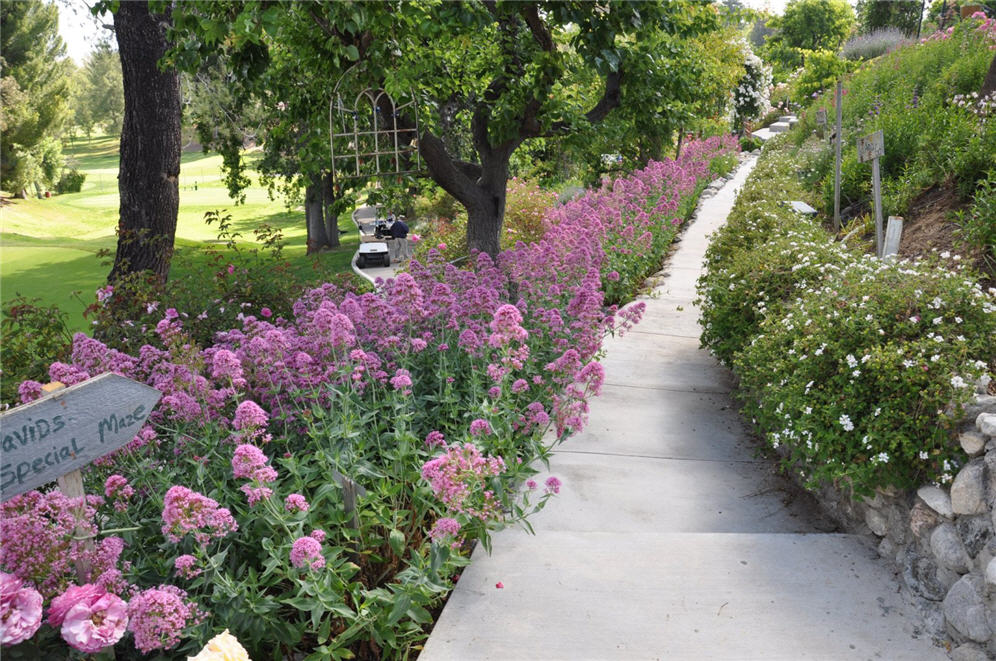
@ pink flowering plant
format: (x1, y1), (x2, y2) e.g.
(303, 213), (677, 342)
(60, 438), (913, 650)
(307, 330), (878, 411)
(2, 139), (732, 658)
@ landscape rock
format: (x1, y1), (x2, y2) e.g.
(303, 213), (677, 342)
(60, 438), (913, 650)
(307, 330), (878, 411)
(986, 557), (996, 590)
(979, 413), (996, 438)
(878, 536), (897, 561)
(865, 507), (888, 537)
(953, 460), (989, 515)
(911, 501), (941, 539)
(919, 485), (955, 518)
(951, 642), (989, 661)
(903, 546), (952, 601)
(962, 430), (988, 456)
(964, 397), (996, 422)
(957, 515), (993, 558)
(944, 575), (992, 642)
(932, 523), (973, 573)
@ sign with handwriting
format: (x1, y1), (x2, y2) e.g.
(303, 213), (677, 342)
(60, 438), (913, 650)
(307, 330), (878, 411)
(857, 130), (885, 163)
(816, 108), (827, 125)
(0, 373), (161, 500)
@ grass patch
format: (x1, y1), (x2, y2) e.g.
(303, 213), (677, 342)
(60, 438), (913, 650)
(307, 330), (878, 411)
(2, 134), (358, 331)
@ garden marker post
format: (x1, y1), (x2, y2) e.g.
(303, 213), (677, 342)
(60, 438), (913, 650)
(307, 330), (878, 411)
(883, 216), (904, 259)
(833, 81), (843, 233)
(816, 108), (827, 140)
(857, 129), (885, 256)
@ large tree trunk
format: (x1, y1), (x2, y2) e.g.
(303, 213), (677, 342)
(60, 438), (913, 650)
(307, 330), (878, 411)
(305, 173), (329, 255)
(109, 1), (181, 284)
(982, 53), (996, 101)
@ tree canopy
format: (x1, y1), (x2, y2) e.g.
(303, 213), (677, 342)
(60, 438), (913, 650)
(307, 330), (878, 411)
(167, 0), (727, 257)
(0, 0), (72, 194)
(777, 0), (856, 51)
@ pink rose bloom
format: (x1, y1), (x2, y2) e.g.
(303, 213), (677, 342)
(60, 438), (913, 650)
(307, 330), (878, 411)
(1, 572), (43, 646)
(61, 592), (128, 653)
(48, 583), (104, 628)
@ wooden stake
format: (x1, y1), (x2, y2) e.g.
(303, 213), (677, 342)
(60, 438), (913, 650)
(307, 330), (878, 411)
(872, 156), (883, 257)
(41, 382), (94, 582)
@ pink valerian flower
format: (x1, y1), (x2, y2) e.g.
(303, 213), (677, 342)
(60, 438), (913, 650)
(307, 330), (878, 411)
(488, 386), (502, 398)
(173, 555), (201, 579)
(410, 338), (428, 352)
(425, 430), (447, 448)
(469, 418), (492, 437)
(231, 444), (270, 479)
(309, 529), (326, 543)
(60, 589), (128, 653)
(210, 349), (246, 387)
(421, 443), (506, 520)
(260, 307), (273, 318)
(544, 476), (562, 495)
(0, 572), (43, 646)
(95, 285), (114, 304)
(526, 480), (538, 490)
(128, 585), (204, 654)
(390, 368), (413, 392)
(239, 484), (273, 506)
(290, 536), (325, 570)
(578, 361), (606, 397)
(17, 380), (43, 404)
(284, 494), (309, 513)
(511, 378), (529, 394)
(161, 486), (237, 545)
(429, 517), (461, 542)
(232, 400), (268, 431)
(104, 475), (134, 512)
(488, 304), (528, 346)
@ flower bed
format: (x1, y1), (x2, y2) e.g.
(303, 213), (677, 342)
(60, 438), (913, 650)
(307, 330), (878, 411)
(697, 139), (996, 497)
(1, 138), (737, 658)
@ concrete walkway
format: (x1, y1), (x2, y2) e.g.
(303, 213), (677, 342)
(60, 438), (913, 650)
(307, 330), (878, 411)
(419, 157), (945, 660)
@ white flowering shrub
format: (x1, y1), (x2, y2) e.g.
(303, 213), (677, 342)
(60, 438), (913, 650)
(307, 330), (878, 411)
(699, 143), (996, 497)
(731, 44), (773, 134)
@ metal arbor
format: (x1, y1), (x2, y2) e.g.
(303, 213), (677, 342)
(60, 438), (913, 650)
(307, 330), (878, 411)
(329, 87), (421, 183)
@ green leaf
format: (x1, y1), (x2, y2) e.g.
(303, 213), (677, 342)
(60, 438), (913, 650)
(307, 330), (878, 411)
(344, 45), (360, 62)
(387, 593), (412, 625)
(389, 528), (405, 557)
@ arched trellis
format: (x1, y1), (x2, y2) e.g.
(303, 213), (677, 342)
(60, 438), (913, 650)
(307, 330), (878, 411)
(329, 84), (421, 183)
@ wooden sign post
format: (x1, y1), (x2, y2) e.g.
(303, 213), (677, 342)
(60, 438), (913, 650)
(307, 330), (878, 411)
(816, 108), (827, 140)
(857, 129), (885, 257)
(833, 81), (843, 233)
(1, 373), (161, 501)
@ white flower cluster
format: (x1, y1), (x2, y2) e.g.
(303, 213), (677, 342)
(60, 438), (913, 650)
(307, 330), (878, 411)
(731, 41), (773, 131)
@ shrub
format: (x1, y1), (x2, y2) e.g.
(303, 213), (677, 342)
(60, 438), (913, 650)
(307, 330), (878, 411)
(841, 28), (912, 61)
(791, 50), (851, 103)
(698, 140), (996, 499)
(731, 44), (773, 134)
(736, 254), (995, 496)
(956, 169), (996, 271)
(0, 297), (73, 406)
(54, 168), (86, 194)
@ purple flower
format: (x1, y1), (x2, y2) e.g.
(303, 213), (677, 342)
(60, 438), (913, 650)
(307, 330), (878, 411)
(284, 494), (310, 512)
(425, 430), (447, 448)
(544, 476), (562, 494)
(290, 536), (325, 570)
(232, 400), (268, 431)
(469, 419), (492, 437)
(173, 555), (201, 579)
(429, 517), (462, 541)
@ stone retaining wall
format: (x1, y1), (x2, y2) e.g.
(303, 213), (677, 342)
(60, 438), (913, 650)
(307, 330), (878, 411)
(809, 380), (996, 660)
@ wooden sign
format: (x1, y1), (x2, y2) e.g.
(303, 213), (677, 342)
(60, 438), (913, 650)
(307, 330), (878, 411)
(816, 109), (827, 125)
(0, 373), (161, 500)
(857, 130), (884, 163)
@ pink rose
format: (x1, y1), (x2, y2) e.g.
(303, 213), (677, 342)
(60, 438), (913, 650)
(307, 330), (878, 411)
(0, 572), (43, 646)
(61, 592), (128, 653)
(48, 583), (104, 628)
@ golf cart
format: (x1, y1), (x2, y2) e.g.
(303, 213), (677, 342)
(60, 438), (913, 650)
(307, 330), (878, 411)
(356, 241), (391, 268)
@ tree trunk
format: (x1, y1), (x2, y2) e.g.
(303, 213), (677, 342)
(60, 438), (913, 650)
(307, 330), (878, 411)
(322, 170), (340, 249)
(109, 1), (181, 284)
(305, 173), (329, 255)
(981, 53), (996, 100)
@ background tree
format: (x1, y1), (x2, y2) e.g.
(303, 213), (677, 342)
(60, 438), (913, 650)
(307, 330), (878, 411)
(106, 0), (182, 283)
(79, 42), (125, 135)
(857, 0), (925, 37)
(0, 0), (71, 196)
(777, 0), (856, 51)
(170, 1), (722, 259)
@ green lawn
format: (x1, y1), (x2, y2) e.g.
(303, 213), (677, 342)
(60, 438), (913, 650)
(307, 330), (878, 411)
(1, 135), (358, 331)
